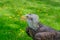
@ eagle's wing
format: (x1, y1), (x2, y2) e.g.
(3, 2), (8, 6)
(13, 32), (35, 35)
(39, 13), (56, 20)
(55, 32), (60, 40)
(34, 32), (57, 40)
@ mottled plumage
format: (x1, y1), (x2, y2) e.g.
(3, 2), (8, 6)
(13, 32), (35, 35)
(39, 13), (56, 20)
(22, 14), (60, 40)
(26, 24), (60, 40)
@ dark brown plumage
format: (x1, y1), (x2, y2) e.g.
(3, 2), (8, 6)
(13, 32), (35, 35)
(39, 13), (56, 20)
(35, 32), (56, 40)
(26, 27), (60, 40)
(21, 14), (60, 40)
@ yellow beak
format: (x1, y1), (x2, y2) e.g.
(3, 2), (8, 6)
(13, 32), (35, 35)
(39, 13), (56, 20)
(20, 16), (26, 21)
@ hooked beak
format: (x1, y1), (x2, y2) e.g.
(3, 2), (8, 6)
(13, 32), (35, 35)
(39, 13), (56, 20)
(20, 15), (26, 21)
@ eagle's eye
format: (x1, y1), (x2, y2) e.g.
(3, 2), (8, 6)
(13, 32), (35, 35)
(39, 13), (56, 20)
(30, 18), (33, 20)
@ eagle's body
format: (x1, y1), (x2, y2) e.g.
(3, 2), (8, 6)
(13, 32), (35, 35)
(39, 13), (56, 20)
(26, 23), (56, 38)
(21, 14), (60, 40)
(26, 26), (60, 40)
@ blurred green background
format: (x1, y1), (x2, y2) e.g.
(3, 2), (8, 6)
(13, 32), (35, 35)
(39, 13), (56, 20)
(0, 0), (60, 40)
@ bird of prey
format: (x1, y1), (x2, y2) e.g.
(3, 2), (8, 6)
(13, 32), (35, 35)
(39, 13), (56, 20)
(21, 14), (60, 40)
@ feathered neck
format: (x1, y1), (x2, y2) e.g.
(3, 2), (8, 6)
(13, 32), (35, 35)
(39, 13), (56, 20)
(27, 20), (39, 31)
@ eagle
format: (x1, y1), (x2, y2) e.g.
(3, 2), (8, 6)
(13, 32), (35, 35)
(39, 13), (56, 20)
(21, 14), (60, 40)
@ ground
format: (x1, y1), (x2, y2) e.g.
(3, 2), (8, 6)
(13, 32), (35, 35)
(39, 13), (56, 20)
(0, 0), (60, 40)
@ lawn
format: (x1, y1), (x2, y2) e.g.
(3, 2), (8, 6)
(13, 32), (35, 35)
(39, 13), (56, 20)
(0, 0), (60, 40)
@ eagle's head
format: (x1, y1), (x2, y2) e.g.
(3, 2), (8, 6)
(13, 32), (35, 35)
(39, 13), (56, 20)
(21, 14), (39, 30)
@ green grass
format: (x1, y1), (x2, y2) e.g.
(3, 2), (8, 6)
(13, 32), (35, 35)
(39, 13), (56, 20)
(0, 0), (60, 40)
